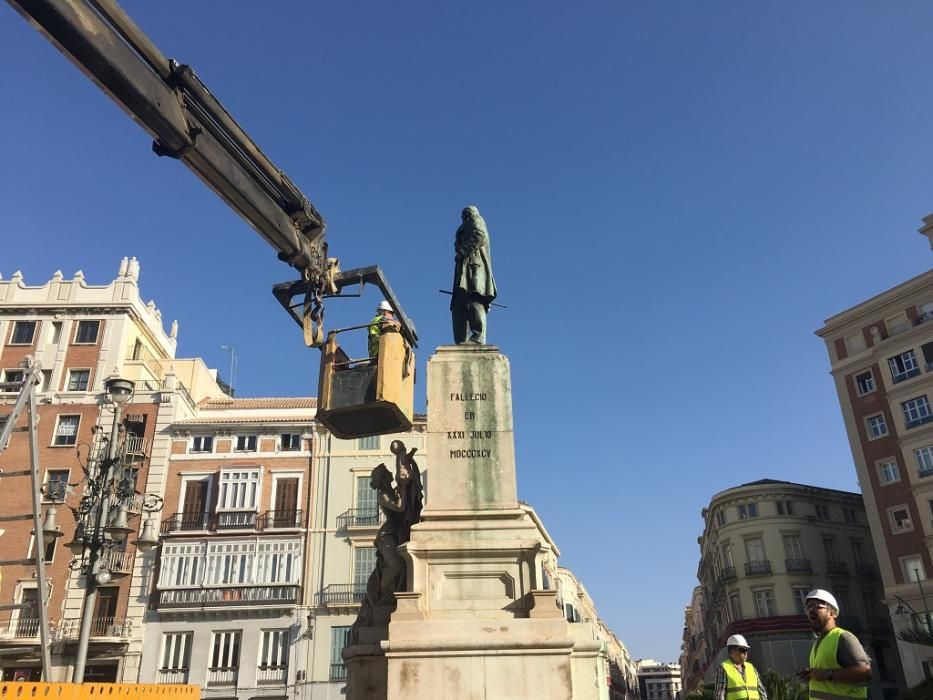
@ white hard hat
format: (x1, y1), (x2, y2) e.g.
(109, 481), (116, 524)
(725, 634), (750, 649)
(377, 300), (392, 312)
(806, 589), (839, 614)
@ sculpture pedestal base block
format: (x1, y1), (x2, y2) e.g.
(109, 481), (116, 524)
(345, 347), (601, 699)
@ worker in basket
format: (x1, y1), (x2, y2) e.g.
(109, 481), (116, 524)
(368, 300), (400, 360)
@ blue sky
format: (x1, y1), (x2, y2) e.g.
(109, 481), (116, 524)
(2, 1), (932, 661)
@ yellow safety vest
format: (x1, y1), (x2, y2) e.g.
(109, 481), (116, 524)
(368, 314), (384, 357)
(808, 627), (868, 699)
(721, 660), (760, 699)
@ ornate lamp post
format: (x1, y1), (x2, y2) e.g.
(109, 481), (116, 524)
(63, 375), (163, 682)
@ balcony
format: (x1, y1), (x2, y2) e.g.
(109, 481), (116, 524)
(0, 618), (39, 639)
(161, 512), (211, 533)
(99, 549), (133, 577)
(256, 666), (288, 685)
(719, 566), (737, 582)
(744, 560), (771, 576)
(855, 563), (878, 578)
(785, 558), (812, 573)
(157, 584), (300, 609)
(215, 510), (258, 530)
(316, 583), (367, 608)
(826, 561), (849, 576)
(57, 617), (133, 640)
(329, 664), (347, 682)
(207, 667), (238, 687)
(259, 509), (304, 529)
(336, 508), (384, 530)
(158, 669), (189, 684)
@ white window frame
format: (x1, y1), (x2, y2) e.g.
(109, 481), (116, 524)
(916, 446), (933, 477)
(878, 459), (901, 485)
(904, 556), (926, 582)
(66, 368), (91, 392)
(279, 433), (302, 452)
(51, 415), (80, 447)
(753, 588), (776, 617)
(158, 543), (206, 588)
(209, 630), (241, 671)
(738, 503), (758, 519)
(9, 321), (37, 346)
(189, 435), (214, 454)
(258, 629), (289, 669)
(73, 320), (100, 345)
(357, 435), (379, 450)
(854, 370), (876, 396)
(234, 435), (257, 452)
(177, 473), (214, 518)
(353, 546), (377, 587)
(42, 468), (70, 503)
(217, 468), (261, 512)
(866, 413), (888, 439)
(889, 505), (914, 534)
(903, 396), (933, 429)
(890, 350), (920, 383)
(2, 369), (25, 388)
(160, 632), (193, 673)
(270, 472), (303, 515)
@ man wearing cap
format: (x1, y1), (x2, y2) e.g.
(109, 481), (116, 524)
(368, 301), (398, 359)
(714, 634), (768, 700)
(796, 589), (871, 698)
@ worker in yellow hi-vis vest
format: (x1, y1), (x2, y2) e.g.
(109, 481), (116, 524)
(714, 634), (768, 700)
(796, 589), (871, 698)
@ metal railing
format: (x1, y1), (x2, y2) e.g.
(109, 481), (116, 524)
(157, 584), (300, 608)
(157, 669), (189, 684)
(329, 664), (347, 682)
(259, 509), (303, 529)
(0, 618), (39, 639)
(256, 666), (288, 685)
(785, 558), (812, 573)
(826, 561), (849, 576)
(99, 549), (133, 575)
(215, 510), (257, 529)
(206, 667), (238, 687)
(57, 617), (133, 639)
(161, 512), (211, 533)
(744, 560), (771, 576)
(316, 583), (367, 607)
(719, 566), (736, 582)
(336, 508), (384, 529)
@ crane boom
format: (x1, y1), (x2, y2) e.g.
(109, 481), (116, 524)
(7, 0), (328, 286)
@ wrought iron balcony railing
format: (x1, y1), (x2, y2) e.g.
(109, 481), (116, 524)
(259, 509), (304, 529)
(316, 583), (367, 607)
(336, 508), (384, 530)
(785, 558), (812, 573)
(161, 512), (211, 533)
(719, 566), (737, 582)
(826, 561), (849, 576)
(157, 584), (300, 609)
(744, 560), (771, 576)
(0, 618), (39, 639)
(162, 509), (304, 534)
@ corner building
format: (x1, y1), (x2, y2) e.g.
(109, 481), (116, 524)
(816, 215), (933, 687)
(689, 479), (902, 698)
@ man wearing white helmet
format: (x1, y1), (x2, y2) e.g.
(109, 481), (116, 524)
(713, 634), (768, 700)
(796, 589), (871, 698)
(368, 300), (398, 359)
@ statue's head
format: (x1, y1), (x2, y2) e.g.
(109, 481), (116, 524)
(390, 439), (405, 456)
(370, 463), (392, 490)
(462, 205), (479, 222)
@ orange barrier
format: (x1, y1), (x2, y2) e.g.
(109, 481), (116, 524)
(0, 684), (199, 700)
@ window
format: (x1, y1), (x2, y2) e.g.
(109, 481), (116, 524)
(234, 435), (257, 452)
(280, 434), (301, 451)
(738, 503), (758, 519)
(356, 475), (378, 514)
(815, 504), (830, 520)
(866, 414), (888, 439)
(745, 537), (765, 563)
(917, 446), (933, 477)
(729, 593), (742, 621)
(715, 510), (727, 526)
(879, 460), (900, 485)
(330, 626), (351, 681)
(353, 547), (377, 587)
(783, 535), (803, 559)
(158, 543), (203, 587)
(754, 589), (776, 617)
(29, 533), (57, 563)
(40, 370), (51, 392)
(890, 507), (913, 533)
(53, 415), (79, 446)
(823, 537), (838, 561)
(45, 469), (69, 502)
(210, 631), (241, 672)
(722, 543), (734, 569)
(2, 369), (24, 388)
(904, 557), (926, 583)
(793, 588), (810, 615)
(190, 436), (213, 454)
(218, 470), (260, 511)
(889, 350), (920, 383)
(845, 332), (867, 355)
(357, 435), (379, 450)
(903, 396), (933, 429)
(10, 321), (36, 345)
(67, 369), (90, 392)
(74, 320), (100, 344)
(258, 629), (289, 669)
(843, 508), (858, 525)
(201, 540), (300, 586)
(851, 540), (865, 565)
(160, 632), (193, 677)
(776, 500), (794, 516)
(855, 371), (875, 396)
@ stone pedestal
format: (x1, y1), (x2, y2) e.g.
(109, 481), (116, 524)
(346, 346), (582, 700)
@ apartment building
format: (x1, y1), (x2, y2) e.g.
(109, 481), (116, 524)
(636, 660), (681, 700)
(679, 587), (706, 694)
(139, 397), (316, 697)
(816, 215), (933, 688)
(688, 479), (902, 698)
(0, 260), (225, 682)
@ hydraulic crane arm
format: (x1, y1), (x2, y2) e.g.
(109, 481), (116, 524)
(7, 0), (328, 286)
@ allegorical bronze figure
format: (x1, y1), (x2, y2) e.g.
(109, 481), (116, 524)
(451, 205), (497, 344)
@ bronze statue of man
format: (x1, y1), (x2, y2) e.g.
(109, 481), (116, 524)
(451, 205), (497, 344)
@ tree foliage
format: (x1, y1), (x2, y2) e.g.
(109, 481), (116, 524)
(760, 669), (806, 700)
